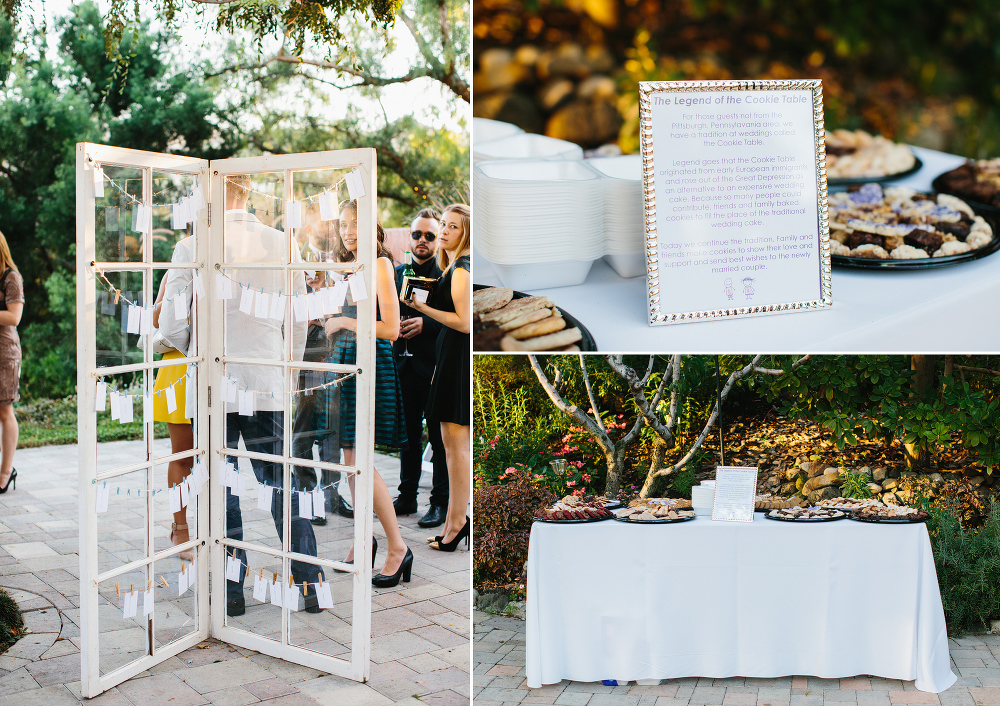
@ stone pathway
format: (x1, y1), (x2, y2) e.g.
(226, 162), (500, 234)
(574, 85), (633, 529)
(474, 609), (998, 706)
(0, 442), (470, 705)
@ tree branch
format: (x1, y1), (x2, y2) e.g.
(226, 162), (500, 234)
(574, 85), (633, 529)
(528, 355), (612, 456)
(604, 355), (675, 447)
(579, 355), (605, 434)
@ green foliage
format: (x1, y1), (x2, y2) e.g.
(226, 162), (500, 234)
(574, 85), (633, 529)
(473, 470), (556, 588)
(15, 395), (167, 447)
(669, 467), (697, 498)
(0, 587), (24, 654)
(761, 356), (1000, 471)
(928, 501), (1000, 634)
(839, 468), (873, 499)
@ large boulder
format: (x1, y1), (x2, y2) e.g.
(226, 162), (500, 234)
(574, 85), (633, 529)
(801, 471), (841, 496)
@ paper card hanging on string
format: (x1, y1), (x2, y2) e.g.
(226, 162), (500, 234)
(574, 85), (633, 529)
(348, 273), (368, 302)
(346, 169), (366, 199)
(139, 306), (152, 335)
(254, 290), (269, 319)
(178, 567), (188, 595)
(225, 555), (242, 582)
(92, 165), (105, 198)
(269, 576), (282, 607)
(225, 376), (238, 403)
(173, 294), (187, 321)
(193, 458), (208, 489)
(143, 588), (154, 616)
(253, 572), (268, 602)
(96, 481), (111, 513)
(126, 305), (141, 334)
(220, 461), (234, 488)
(287, 200), (302, 228)
(165, 385), (177, 414)
(170, 203), (183, 230)
(193, 271), (206, 300)
(95, 381), (107, 412)
(312, 489), (325, 519)
(257, 484), (273, 511)
(285, 582), (300, 611)
(169, 485), (182, 513)
(216, 273), (233, 300)
(180, 477), (191, 508)
(235, 473), (246, 498)
(192, 181), (206, 212)
(122, 589), (137, 619)
(333, 277), (349, 308)
(188, 564), (196, 592)
(306, 291), (322, 320)
(319, 191), (336, 221)
(269, 292), (284, 321)
(292, 294), (308, 322)
(298, 491), (313, 519)
(316, 582), (333, 609)
(109, 390), (121, 421)
(119, 394), (134, 424)
(238, 389), (254, 417)
(239, 285), (253, 314)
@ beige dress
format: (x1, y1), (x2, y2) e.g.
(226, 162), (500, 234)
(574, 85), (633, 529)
(0, 269), (24, 404)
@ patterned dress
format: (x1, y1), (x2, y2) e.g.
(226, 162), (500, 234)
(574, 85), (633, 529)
(315, 257), (407, 450)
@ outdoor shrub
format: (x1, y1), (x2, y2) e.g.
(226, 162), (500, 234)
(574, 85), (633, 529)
(669, 468), (697, 498)
(0, 588), (24, 654)
(839, 469), (873, 499)
(474, 430), (550, 487)
(473, 471), (556, 588)
(933, 478), (989, 528)
(928, 500), (1000, 634)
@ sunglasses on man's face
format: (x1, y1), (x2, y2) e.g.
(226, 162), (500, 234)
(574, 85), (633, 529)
(410, 230), (436, 242)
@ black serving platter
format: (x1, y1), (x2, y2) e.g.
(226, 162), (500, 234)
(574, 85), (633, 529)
(533, 514), (613, 524)
(612, 514), (696, 524)
(473, 284), (597, 351)
(828, 155), (923, 188)
(763, 510), (846, 523)
(847, 513), (929, 524)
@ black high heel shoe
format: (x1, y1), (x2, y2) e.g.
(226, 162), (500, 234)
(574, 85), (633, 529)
(333, 536), (377, 573)
(0, 469), (16, 494)
(430, 517), (469, 552)
(372, 547), (413, 588)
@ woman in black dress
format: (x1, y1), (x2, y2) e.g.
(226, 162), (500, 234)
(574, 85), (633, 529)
(407, 204), (470, 551)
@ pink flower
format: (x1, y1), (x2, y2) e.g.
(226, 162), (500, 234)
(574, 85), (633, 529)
(570, 460), (584, 469)
(533, 474), (544, 481)
(582, 473), (592, 482)
(566, 480), (576, 487)
(572, 489), (584, 496)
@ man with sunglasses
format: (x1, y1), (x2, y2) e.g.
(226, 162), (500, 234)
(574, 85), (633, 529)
(393, 208), (449, 528)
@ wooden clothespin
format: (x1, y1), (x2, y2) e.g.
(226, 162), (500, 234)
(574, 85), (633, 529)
(288, 574), (294, 589)
(319, 575), (324, 588)
(115, 582), (120, 598)
(130, 583), (134, 595)
(258, 567), (264, 580)
(303, 581), (308, 596)
(147, 580), (152, 592)
(272, 571), (278, 585)
(160, 576), (170, 589)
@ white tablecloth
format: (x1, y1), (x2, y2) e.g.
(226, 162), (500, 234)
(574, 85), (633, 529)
(475, 146), (1000, 351)
(525, 517), (956, 692)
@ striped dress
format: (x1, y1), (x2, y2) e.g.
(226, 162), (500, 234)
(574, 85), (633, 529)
(314, 266), (407, 450)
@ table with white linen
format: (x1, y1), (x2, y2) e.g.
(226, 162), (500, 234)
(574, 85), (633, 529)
(474, 146), (1000, 351)
(525, 517), (956, 692)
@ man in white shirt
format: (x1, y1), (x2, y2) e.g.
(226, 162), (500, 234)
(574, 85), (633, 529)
(222, 174), (320, 615)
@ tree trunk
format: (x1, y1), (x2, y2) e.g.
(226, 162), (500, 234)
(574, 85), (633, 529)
(904, 355), (936, 468)
(639, 438), (671, 498)
(604, 446), (624, 499)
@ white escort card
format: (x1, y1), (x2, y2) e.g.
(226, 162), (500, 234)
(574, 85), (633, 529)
(711, 466), (759, 523)
(638, 80), (831, 325)
(257, 484), (273, 511)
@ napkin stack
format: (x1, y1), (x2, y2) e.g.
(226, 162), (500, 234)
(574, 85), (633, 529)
(585, 155), (645, 278)
(473, 133), (584, 163)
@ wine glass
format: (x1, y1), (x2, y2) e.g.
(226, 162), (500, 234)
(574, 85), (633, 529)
(399, 315), (413, 357)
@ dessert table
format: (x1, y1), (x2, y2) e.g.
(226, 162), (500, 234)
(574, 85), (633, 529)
(474, 146), (1000, 351)
(525, 517), (956, 692)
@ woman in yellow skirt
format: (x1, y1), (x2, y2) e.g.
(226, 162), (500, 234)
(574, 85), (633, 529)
(153, 269), (194, 560)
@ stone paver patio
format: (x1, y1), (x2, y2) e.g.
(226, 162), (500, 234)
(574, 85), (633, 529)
(0, 441), (470, 704)
(474, 609), (998, 706)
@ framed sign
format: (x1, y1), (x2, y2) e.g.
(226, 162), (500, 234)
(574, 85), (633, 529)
(639, 80), (832, 325)
(711, 466), (759, 523)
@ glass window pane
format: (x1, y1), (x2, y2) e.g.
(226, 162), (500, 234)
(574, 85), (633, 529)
(152, 556), (199, 649)
(288, 555), (352, 658)
(222, 171), (287, 264)
(151, 170), (199, 260)
(96, 165), (144, 264)
(95, 468), (148, 575)
(95, 271), (145, 370)
(223, 549), (283, 637)
(98, 567), (149, 675)
(152, 461), (201, 558)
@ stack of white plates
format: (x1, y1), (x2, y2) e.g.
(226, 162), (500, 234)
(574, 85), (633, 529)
(586, 154), (645, 278)
(473, 117), (524, 145)
(474, 133), (584, 163)
(474, 159), (605, 290)
(691, 482), (716, 516)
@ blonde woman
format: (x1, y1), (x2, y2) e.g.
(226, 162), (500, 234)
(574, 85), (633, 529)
(0, 231), (23, 494)
(406, 204), (470, 551)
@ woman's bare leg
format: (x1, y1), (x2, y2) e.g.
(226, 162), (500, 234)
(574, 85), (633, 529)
(0, 403), (17, 487)
(439, 422), (470, 544)
(342, 448), (408, 574)
(168, 422), (194, 542)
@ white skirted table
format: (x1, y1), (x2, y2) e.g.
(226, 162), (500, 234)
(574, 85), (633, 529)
(525, 517), (956, 692)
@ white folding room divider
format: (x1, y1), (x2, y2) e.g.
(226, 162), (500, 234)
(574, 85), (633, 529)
(76, 143), (378, 697)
